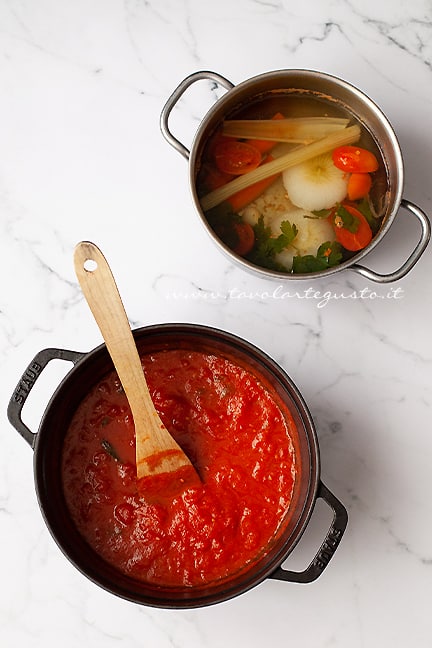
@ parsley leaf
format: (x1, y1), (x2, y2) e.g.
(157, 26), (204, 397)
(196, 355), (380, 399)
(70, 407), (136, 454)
(247, 216), (298, 270)
(277, 220), (299, 250)
(335, 204), (359, 233)
(309, 208), (333, 219)
(292, 241), (343, 273)
(356, 198), (381, 233)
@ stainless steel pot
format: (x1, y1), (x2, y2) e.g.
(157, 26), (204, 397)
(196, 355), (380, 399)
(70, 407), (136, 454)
(8, 324), (347, 609)
(161, 69), (430, 283)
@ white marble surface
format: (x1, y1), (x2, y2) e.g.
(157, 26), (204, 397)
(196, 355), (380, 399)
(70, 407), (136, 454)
(1, 0), (432, 645)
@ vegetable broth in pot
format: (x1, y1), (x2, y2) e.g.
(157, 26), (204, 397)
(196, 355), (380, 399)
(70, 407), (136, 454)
(161, 69), (430, 283)
(196, 91), (389, 274)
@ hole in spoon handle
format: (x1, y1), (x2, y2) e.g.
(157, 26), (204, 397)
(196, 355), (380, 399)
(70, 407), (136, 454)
(83, 258), (98, 272)
(75, 241), (105, 276)
(73, 241), (133, 353)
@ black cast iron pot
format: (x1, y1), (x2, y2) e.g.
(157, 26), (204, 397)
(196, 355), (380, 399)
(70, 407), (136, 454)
(8, 324), (347, 609)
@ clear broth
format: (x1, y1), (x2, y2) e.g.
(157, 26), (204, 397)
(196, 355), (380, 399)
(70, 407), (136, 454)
(196, 90), (389, 274)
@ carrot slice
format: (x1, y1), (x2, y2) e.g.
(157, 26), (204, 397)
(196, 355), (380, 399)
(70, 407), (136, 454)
(347, 172), (372, 200)
(227, 156), (278, 211)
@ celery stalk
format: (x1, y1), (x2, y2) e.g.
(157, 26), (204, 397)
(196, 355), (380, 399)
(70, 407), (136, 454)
(222, 117), (350, 143)
(200, 124), (361, 212)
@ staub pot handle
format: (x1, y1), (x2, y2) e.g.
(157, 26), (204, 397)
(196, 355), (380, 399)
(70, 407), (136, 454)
(270, 481), (348, 583)
(7, 348), (83, 449)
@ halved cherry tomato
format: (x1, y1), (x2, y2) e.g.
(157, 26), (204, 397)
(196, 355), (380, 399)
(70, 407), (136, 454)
(332, 146), (379, 173)
(330, 203), (373, 251)
(232, 222), (255, 256)
(347, 172), (372, 200)
(214, 140), (262, 175)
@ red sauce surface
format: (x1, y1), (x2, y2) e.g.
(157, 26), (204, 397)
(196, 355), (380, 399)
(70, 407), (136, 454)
(62, 350), (298, 587)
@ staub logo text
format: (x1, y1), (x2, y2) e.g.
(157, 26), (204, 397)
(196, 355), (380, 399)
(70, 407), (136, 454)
(313, 527), (343, 571)
(13, 362), (43, 405)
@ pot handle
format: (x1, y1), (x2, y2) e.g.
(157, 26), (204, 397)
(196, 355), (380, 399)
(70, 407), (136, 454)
(7, 347), (83, 449)
(270, 481), (348, 584)
(160, 70), (234, 160)
(350, 199), (431, 283)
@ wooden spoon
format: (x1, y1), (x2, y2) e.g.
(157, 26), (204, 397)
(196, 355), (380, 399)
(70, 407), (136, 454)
(74, 241), (200, 490)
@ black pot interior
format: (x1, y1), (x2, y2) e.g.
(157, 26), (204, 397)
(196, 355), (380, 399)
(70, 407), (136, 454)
(34, 324), (319, 608)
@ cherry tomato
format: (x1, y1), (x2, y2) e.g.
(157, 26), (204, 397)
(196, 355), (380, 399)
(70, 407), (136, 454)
(347, 172), (372, 200)
(330, 204), (373, 251)
(232, 222), (255, 256)
(214, 141), (262, 175)
(332, 146), (379, 173)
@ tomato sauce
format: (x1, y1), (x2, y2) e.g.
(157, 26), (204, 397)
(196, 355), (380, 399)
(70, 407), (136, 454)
(61, 350), (298, 587)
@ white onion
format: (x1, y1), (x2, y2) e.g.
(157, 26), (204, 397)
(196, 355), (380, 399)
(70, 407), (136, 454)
(282, 153), (348, 211)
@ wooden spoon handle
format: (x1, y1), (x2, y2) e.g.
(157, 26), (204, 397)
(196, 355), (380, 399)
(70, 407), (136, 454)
(74, 241), (150, 404)
(73, 241), (195, 480)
